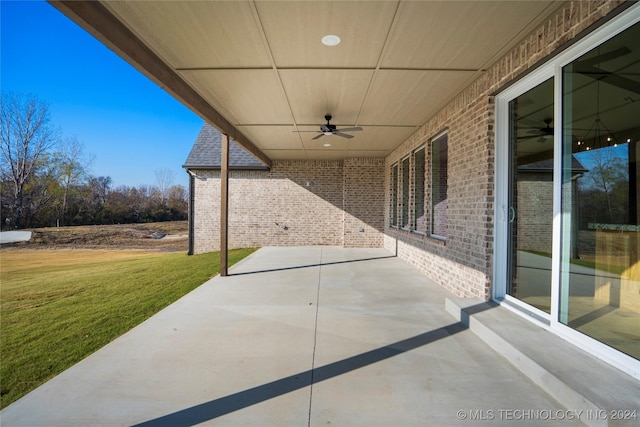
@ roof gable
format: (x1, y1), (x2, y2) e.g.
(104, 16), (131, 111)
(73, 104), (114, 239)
(183, 124), (269, 170)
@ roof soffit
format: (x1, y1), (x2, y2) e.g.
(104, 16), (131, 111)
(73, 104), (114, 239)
(52, 0), (563, 161)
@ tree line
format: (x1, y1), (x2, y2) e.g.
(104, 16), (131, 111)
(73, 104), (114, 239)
(1, 92), (187, 230)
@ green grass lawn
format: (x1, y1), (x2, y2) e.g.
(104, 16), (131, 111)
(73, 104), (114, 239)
(0, 248), (256, 409)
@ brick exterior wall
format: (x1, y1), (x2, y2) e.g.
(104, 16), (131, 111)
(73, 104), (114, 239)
(190, 159), (385, 253)
(343, 158), (385, 248)
(383, 0), (628, 300)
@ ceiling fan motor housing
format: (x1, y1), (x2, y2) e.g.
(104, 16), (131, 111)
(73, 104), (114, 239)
(321, 125), (336, 135)
(322, 115), (336, 134)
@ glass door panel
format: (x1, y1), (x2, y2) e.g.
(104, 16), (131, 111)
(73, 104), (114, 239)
(561, 22), (640, 359)
(507, 78), (555, 313)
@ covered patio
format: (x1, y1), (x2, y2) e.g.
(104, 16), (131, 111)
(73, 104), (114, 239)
(2, 247), (604, 427)
(45, 0), (567, 275)
(26, 0), (639, 416)
(3, 246), (624, 426)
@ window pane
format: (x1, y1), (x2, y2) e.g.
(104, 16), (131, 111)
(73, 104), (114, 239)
(431, 134), (448, 238)
(561, 22), (640, 360)
(414, 148), (426, 233)
(391, 164), (398, 226)
(401, 157), (410, 228)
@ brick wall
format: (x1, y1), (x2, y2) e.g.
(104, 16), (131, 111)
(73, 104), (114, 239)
(190, 158), (385, 253)
(517, 172), (554, 254)
(384, 0), (627, 299)
(343, 158), (385, 248)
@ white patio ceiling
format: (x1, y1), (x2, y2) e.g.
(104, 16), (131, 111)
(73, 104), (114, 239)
(50, 0), (560, 165)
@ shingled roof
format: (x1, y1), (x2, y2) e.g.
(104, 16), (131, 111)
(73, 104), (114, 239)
(518, 156), (588, 173)
(183, 123), (269, 170)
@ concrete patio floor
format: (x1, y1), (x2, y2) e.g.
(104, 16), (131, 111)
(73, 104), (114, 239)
(1, 246), (626, 426)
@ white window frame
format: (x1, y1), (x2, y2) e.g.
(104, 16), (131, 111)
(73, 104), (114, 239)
(430, 131), (448, 240)
(390, 163), (399, 228)
(494, 4), (640, 379)
(400, 155), (411, 230)
(413, 146), (426, 235)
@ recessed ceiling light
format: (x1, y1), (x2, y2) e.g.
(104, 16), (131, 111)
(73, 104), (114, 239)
(323, 143), (331, 147)
(321, 35), (341, 46)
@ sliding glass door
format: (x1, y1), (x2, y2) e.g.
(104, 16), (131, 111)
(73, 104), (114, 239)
(496, 12), (639, 369)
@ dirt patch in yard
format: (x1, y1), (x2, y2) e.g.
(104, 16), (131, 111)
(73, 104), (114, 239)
(1, 221), (188, 252)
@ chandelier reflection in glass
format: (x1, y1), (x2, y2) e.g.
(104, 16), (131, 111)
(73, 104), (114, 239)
(575, 117), (632, 151)
(574, 63), (635, 151)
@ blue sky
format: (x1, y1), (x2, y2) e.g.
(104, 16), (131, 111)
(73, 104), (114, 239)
(1, 0), (204, 188)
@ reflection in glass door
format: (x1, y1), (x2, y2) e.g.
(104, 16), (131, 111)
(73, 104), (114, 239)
(507, 78), (554, 313)
(561, 22), (640, 359)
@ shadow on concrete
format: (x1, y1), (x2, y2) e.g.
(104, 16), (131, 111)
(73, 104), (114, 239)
(228, 255), (396, 276)
(132, 302), (493, 427)
(568, 304), (618, 329)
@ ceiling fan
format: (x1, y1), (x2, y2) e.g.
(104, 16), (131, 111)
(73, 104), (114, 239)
(295, 115), (363, 140)
(518, 118), (554, 142)
(518, 117), (591, 144)
(529, 118), (554, 137)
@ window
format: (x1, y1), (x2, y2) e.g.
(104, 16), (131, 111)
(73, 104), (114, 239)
(414, 147), (426, 233)
(401, 156), (410, 228)
(431, 132), (448, 238)
(391, 163), (398, 227)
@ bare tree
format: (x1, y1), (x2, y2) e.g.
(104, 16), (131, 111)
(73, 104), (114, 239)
(579, 148), (628, 224)
(84, 176), (111, 221)
(0, 93), (59, 228)
(55, 136), (94, 226)
(154, 168), (176, 205)
(167, 184), (188, 214)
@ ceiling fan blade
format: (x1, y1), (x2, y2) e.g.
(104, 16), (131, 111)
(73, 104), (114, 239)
(598, 72), (640, 94)
(335, 127), (362, 132)
(292, 130), (322, 133)
(311, 133), (325, 140)
(574, 47), (631, 68)
(519, 118), (543, 128)
(334, 132), (354, 139)
(517, 134), (546, 140)
(574, 63), (640, 95)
